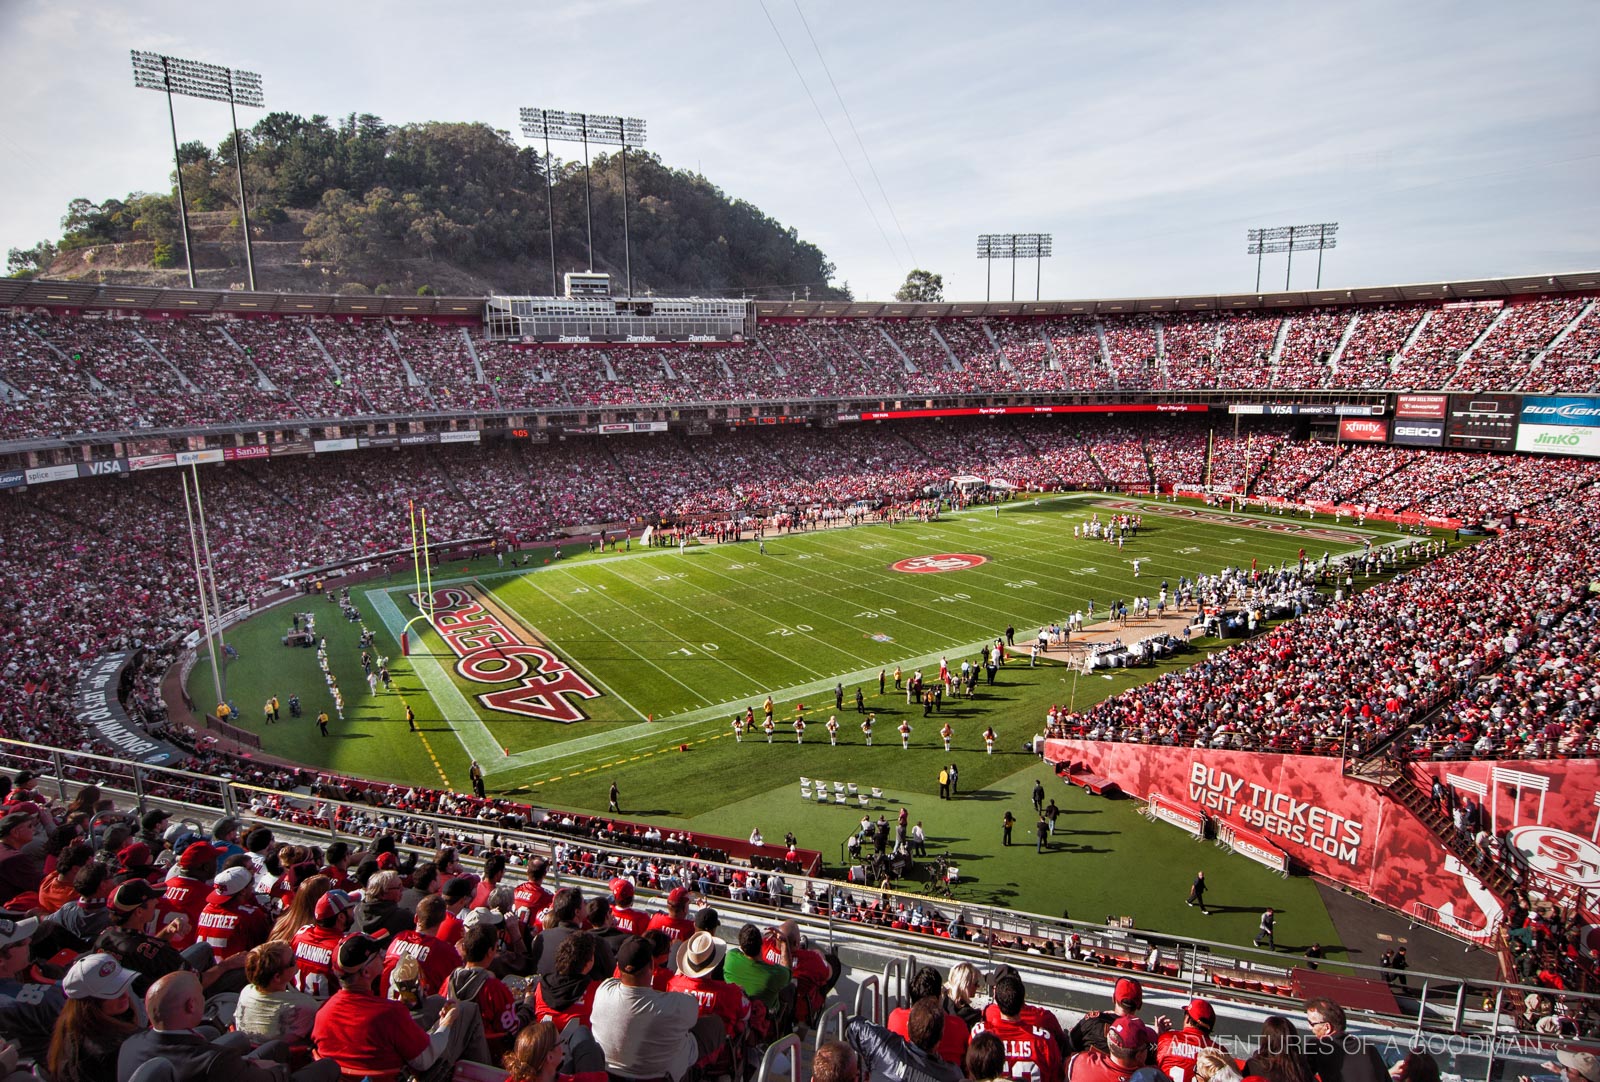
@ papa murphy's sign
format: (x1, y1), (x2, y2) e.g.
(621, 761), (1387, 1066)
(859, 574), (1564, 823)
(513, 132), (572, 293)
(1517, 395), (1600, 458)
(1043, 740), (1507, 940)
(1338, 417), (1389, 443)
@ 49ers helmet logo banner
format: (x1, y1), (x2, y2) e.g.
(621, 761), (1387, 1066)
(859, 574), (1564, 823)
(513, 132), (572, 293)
(891, 553), (988, 574)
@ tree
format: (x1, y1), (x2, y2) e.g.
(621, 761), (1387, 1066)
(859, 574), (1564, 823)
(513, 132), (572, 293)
(895, 269), (944, 303)
(5, 241), (56, 277)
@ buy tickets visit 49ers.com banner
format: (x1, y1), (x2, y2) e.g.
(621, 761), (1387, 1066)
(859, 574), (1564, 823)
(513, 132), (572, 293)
(1044, 741), (1600, 940)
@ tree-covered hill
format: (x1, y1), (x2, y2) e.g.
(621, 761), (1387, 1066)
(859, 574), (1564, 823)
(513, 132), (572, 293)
(7, 113), (850, 300)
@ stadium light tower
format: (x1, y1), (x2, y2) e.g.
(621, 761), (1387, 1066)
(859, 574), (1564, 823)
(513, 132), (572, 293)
(1246, 222), (1339, 291)
(522, 108), (648, 295)
(132, 50), (266, 291)
(976, 234), (1010, 303)
(977, 233), (1052, 302)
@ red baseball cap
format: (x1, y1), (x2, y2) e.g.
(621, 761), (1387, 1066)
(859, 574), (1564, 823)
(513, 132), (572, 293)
(667, 886), (690, 908)
(610, 878), (635, 905)
(1113, 977), (1143, 1008)
(1185, 997), (1215, 1028)
(1108, 1016), (1156, 1051)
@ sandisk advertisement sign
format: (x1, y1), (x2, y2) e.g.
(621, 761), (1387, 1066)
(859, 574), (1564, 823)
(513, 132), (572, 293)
(1338, 418), (1389, 443)
(1391, 421), (1446, 447)
(1395, 394), (1448, 420)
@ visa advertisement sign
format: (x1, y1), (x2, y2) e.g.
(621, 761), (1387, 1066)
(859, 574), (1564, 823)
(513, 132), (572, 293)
(1517, 395), (1600, 458)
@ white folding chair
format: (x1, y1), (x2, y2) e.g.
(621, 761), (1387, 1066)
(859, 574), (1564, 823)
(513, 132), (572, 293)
(834, 792), (848, 805)
(800, 777), (811, 788)
(800, 784), (811, 799)
(871, 787), (884, 800)
(858, 794), (869, 809)
(847, 783), (859, 796)
(815, 789), (829, 804)
(833, 782), (845, 793)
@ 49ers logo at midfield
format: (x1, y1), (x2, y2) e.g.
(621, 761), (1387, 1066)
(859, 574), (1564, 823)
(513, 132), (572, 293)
(891, 553), (988, 574)
(412, 586), (601, 723)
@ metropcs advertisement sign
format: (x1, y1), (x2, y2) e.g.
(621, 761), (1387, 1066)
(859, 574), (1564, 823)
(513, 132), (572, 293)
(1517, 395), (1600, 457)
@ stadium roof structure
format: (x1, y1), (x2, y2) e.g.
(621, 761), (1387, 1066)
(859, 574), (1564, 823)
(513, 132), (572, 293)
(2, 269), (1597, 319)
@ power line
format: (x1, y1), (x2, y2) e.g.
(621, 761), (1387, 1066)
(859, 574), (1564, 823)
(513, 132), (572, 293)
(790, 0), (918, 269)
(757, 0), (904, 274)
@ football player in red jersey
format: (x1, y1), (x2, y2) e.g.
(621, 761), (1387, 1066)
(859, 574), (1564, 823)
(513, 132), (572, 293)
(973, 972), (1065, 1082)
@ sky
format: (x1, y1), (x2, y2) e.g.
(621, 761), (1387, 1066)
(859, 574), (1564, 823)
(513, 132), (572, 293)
(1, 1), (1597, 302)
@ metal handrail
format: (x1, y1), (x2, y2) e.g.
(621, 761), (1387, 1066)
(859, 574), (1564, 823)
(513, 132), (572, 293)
(814, 1002), (850, 1051)
(754, 1034), (801, 1082)
(853, 975), (881, 1025)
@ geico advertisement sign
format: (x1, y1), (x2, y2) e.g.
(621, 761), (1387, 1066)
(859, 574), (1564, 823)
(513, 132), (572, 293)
(1391, 421), (1445, 446)
(1516, 423), (1600, 457)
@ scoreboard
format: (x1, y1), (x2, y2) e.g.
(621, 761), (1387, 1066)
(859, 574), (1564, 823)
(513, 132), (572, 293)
(1444, 394), (1519, 450)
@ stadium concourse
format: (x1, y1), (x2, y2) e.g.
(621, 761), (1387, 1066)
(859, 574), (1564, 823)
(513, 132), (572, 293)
(2, 281), (1600, 1078)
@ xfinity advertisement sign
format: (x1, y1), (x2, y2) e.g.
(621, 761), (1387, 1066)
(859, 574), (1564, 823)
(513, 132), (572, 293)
(1517, 395), (1600, 458)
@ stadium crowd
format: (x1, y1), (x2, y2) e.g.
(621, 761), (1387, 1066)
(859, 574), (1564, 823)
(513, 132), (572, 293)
(2, 295), (1596, 439)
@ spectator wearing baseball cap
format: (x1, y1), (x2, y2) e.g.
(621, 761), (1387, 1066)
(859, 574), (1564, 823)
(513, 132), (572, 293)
(645, 887), (696, 960)
(136, 808), (171, 851)
(97, 878), (226, 997)
(197, 865), (273, 964)
(211, 817), (246, 860)
(156, 840), (221, 952)
(609, 876), (648, 935)
(47, 952), (141, 1082)
(313, 931), (485, 1081)
(1067, 1016), (1156, 1082)
(289, 888), (357, 1000)
(0, 808), (43, 903)
(1544, 1049), (1600, 1082)
(436, 876), (476, 948)
(591, 934), (726, 1082)
(0, 915), (68, 1062)
(1070, 976), (1147, 1054)
(1156, 998), (1222, 1082)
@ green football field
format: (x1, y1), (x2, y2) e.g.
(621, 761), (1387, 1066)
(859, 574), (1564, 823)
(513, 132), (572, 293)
(192, 493), (1415, 954)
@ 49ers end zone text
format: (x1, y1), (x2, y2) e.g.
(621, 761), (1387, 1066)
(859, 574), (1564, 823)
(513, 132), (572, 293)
(412, 586), (601, 723)
(891, 553), (988, 574)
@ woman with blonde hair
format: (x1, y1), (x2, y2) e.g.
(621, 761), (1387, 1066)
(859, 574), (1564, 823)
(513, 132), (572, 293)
(503, 1019), (564, 1082)
(270, 873), (332, 943)
(235, 941), (319, 1042)
(942, 961), (983, 1027)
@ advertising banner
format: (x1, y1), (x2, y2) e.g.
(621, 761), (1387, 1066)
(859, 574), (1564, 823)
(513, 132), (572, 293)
(1042, 740), (1525, 941)
(76, 458), (128, 479)
(1338, 418), (1389, 442)
(439, 431), (481, 444)
(1147, 793), (1204, 837)
(175, 449), (224, 466)
(270, 440), (315, 457)
(74, 651), (184, 766)
(1218, 823), (1290, 874)
(25, 464), (79, 485)
(0, 469), (25, 490)
(1229, 404), (1384, 417)
(1517, 423), (1600, 457)
(129, 453), (177, 472)
(1395, 394), (1449, 420)
(1390, 420), (1446, 447)
(223, 445), (270, 461)
(1520, 395), (1600, 425)
(397, 433), (439, 447)
(358, 435), (399, 449)
(853, 403), (1208, 422)
(313, 438), (358, 454)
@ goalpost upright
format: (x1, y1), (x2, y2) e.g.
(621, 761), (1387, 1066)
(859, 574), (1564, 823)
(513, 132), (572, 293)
(401, 499), (436, 655)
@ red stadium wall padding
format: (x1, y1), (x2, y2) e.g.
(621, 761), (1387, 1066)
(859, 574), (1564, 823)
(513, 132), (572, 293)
(1040, 741), (1600, 940)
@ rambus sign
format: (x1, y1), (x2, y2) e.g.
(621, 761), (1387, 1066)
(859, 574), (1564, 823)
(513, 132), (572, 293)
(890, 554), (988, 574)
(415, 586), (602, 723)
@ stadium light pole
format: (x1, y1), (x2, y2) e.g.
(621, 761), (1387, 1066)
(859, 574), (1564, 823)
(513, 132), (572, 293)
(519, 108), (564, 295)
(1246, 222), (1339, 291)
(132, 51), (266, 291)
(523, 109), (646, 291)
(976, 234), (1006, 303)
(1013, 233), (1053, 301)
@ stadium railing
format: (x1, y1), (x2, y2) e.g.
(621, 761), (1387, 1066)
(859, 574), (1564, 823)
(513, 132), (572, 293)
(2, 731), (1591, 1066)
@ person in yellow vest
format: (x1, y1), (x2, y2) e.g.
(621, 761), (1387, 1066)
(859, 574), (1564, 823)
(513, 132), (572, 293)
(215, 702), (232, 724)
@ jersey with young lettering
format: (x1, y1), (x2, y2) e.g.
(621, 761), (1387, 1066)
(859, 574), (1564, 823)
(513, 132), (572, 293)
(973, 1011), (1065, 1082)
(512, 882), (552, 926)
(196, 894), (273, 963)
(381, 929), (461, 999)
(1155, 1026), (1221, 1082)
(290, 923), (345, 998)
(611, 905), (649, 935)
(157, 874), (210, 950)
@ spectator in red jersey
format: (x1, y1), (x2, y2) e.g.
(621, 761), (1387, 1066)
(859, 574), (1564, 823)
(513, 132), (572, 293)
(888, 966), (969, 1066)
(609, 877), (648, 935)
(1070, 977), (1149, 1054)
(97, 878), (243, 997)
(312, 932), (487, 1081)
(512, 857), (553, 927)
(847, 996), (962, 1082)
(1156, 998), (1222, 1082)
(36, 841), (93, 914)
(667, 930), (751, 1042)
(291, 888), (356, 999)
(973, 972), (1065, 1082)
(471, 852), (509, 908)
(646, 887), (697, 954)
(447, 924), (521, 1061)
(760, 919), (838, 1029)
(321, 841), (358, 893)
(197, 865), (273, 964)
(534, 931), (602, 1029)
(158, 842), (220, 952)
(1067, 1016), (1157, 1082)
(382, 894), (461, 1002)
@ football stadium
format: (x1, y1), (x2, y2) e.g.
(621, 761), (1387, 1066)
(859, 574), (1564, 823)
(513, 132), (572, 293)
(0, 7), (1597, 1082)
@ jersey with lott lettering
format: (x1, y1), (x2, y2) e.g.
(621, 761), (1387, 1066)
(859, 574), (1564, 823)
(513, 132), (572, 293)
(157, 875), (210, 950)
(611, 905), (649, 935)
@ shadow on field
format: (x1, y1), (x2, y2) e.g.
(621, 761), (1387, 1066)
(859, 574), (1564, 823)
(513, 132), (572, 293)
(339, 734), (374, 740)
(953, 790), (1010, 802)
